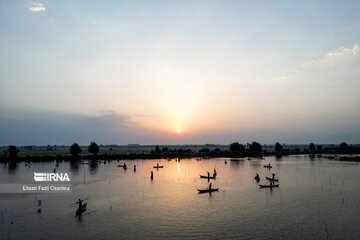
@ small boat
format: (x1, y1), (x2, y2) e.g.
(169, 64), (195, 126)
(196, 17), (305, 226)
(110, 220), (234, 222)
(75, 202), (87, 216)
(200, 175), (216, 179)
(266, 177), (279, 182)
(263, 164), (272, 168)
(259, 184), (279, 188)
(197, 188), (219, 193)
(153, 165), (163, 168)
(117, 164), (124, 167)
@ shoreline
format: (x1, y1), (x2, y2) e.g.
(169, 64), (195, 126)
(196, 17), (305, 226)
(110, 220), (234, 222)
(1, 152), (359, 163)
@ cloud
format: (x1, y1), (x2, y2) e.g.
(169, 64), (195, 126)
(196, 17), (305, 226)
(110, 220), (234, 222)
(1, 107), (359, 145)
(301, 43), (359, 68)
(275, 43), (360, 82)
(28, 2), (46, 12)
(0, 108), (176, 145)
(132, 114), (163, 119)
(0, 109), (134, 145)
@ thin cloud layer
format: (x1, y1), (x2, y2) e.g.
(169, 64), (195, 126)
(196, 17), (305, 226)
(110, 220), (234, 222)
(28, 2), (46, 12)
(275, 43), (360, 82)
(301, 43), (359, 68)
(0, 108), (179, 145)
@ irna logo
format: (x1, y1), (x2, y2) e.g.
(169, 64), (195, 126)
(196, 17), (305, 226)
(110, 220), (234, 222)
(34, 172), (70, 182)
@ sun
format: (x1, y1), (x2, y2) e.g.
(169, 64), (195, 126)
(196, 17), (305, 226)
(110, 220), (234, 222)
(177, 129), (181, 134)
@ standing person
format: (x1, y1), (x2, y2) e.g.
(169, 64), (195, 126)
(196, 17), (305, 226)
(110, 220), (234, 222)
(271, 173), (276, 184)
(77, 198), (83, 210)
(209, 183), (212, 191)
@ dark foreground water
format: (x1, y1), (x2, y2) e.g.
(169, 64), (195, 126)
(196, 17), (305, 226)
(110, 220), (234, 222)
(0, 155), (359, 240)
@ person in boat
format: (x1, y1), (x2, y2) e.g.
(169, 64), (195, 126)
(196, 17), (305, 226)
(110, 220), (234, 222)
(272, 173), (275, 179)
(209, 183), (212, 191)
(77, 198), (83, 210)
(134, 165), (136, 171)
(255, 173), (260, 181)
(207, 172), (210, 178)
(151, 171), (154, 180)
(213, 168), (217, 177)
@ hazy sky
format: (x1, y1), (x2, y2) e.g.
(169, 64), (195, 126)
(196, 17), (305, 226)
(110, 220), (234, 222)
(1, 0), (360, 145)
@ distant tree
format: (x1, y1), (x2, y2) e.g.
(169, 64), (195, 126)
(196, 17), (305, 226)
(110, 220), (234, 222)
(8, 145), (19, 158)
(250, 142), (262, 153)
(317, 145), (323, 152)
(154, 145), (161, 153)
(339, 142), (348, 152)
(88, 142), (99, 155)
(274, 142), (283, 153)
(199, 148), (210, 153)
(70, 143), (82, 157)
(214, 148), (222, 153)
(229, 142), (245, 152)
(162, 147), (169, 153)
(309, 143), (316, 152)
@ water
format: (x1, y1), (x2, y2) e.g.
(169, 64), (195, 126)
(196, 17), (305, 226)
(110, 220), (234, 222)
(1, 156), (360, 240)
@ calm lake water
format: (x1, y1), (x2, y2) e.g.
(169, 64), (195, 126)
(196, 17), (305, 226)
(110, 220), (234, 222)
(1, 155), (360, 240)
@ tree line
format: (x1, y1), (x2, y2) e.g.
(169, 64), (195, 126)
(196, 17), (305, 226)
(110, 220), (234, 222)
(3, 141), (354, 159)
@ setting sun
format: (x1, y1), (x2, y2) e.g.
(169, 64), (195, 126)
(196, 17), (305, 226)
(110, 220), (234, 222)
(177, 129), (181, 134)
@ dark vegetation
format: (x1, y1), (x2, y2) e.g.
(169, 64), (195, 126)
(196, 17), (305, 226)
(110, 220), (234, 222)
(275, 142), (283, 153)
(88, 142), (99, 155)
(70, 143), (82, 157)
(8, 145), (20, 158)
(1, 141), (360, 163)
(229, 142), (245, 152)
(309, 143), (316, 152)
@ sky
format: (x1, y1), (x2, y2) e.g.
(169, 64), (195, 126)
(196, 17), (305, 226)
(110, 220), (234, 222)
(0, 0), (360, 145)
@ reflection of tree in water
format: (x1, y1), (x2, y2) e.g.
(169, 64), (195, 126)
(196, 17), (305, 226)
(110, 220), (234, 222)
(229, 159), (242, 168)
(89, 160), (99, 174)
(8, 161), (18, 174)
(70, 161), (80, 174)
(250, 163), (261, 169)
